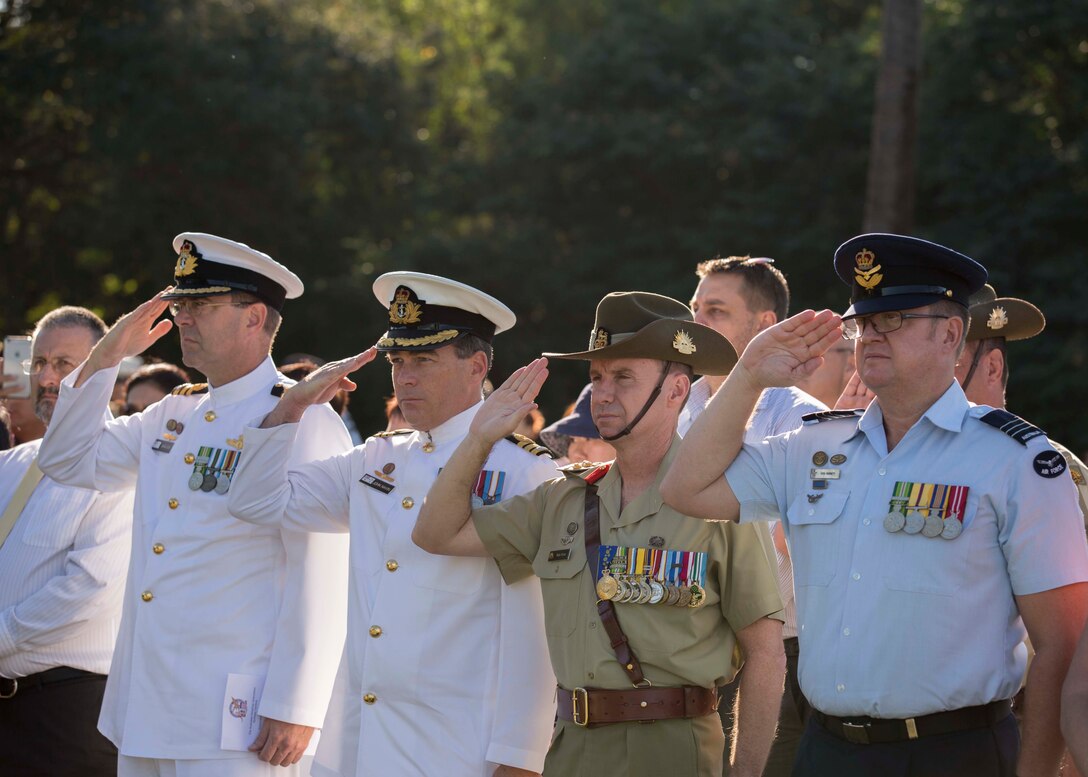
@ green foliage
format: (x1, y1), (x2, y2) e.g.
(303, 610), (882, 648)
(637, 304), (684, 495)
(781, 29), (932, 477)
(2, 0), (1085, 445)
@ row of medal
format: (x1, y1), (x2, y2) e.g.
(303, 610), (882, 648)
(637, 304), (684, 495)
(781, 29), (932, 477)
(883, 481), (969, 540)
(595, 545), (709, 608)
(188, 446), (242, 495)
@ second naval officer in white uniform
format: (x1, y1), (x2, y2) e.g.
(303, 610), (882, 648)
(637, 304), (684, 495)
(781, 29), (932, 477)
(228, 272), (558, 777)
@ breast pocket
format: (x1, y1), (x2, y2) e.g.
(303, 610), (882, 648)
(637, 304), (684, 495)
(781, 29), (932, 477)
(882, 500), (978, 596)
(786, 491), (849, 587)
(533, 543), (588, 637)
(19, 485), (88, 549)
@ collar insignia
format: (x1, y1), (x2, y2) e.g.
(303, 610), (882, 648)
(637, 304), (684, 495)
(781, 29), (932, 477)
(175, 240), (201, 277)
(672, 329), (696, 355)
(854, 248), (883, 291)
(389, 286), (423, 325)
(986, 306), (1008, 330)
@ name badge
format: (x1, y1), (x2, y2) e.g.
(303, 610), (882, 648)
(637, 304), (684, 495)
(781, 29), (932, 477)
(810, 468), (840, 480)
(360, 474), (394, 494)
(548, 549), (571, 561)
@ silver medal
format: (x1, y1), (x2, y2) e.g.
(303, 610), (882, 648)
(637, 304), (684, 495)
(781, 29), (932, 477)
(941, 517), (963, 540)
(215, 475), (231, 495)
(922, 513), (944, 538)
(188, 471), (204, 491)
(883, 511), (906, 533)
(903, 509), (924, 534)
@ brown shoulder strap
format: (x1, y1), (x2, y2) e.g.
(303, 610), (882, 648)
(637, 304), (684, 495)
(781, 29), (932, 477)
(584, 482), (646, 686)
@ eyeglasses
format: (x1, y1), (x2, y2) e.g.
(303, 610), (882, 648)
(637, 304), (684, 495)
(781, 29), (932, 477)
(21, 357), (78, 376)
(841, 311), (950, 340)
(167, 299), (251, 318)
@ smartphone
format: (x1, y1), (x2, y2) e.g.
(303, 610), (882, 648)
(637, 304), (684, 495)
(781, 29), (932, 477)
(2, 335), (32, 399)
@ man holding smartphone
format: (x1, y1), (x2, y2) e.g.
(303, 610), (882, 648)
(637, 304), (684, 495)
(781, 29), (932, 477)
(0, 306), (134, 776)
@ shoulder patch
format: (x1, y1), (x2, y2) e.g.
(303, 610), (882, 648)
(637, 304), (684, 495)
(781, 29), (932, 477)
(560, 460), (603, 474)
(170, 382), (209, 396)
(802, 409), (864, 425)
(560, 461), (611, 482)
(372, 428), (413, 438)
(505, 433), (555, 458)
(976, 409), (1046, 446)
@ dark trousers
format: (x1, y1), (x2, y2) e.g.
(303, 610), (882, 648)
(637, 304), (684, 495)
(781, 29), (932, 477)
(792, 711), (1019, 777)
(720, 637), (809, 777)
(0, 668), (117, 777)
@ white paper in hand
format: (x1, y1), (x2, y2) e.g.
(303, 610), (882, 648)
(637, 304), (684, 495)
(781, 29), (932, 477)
(221, 673), (265, 751)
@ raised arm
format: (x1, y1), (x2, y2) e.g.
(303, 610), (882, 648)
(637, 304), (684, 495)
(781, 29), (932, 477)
(661, 309), (842, 520)
(412, 358), (548, 557)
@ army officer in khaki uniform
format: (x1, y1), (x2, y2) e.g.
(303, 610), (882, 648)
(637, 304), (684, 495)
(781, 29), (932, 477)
(413, 292), (786, 777)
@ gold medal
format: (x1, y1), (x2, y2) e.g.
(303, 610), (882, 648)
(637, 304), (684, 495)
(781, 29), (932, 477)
(676, 587), (692, 607)
(635, 578), (653, 604)
(663, 584), (682, 606)
(687, 583), (706, 608)
(596, 573), (619, 601)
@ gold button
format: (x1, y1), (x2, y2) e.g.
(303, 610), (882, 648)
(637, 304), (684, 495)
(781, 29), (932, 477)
(368, 626), (382, 638)
(401, 497), (414, 509)
(385, 560), (399, 572)
(204, 411), (216, 422)
(184, 453), (195, 465)
(152, 543), (165, 555)
(141, 591), (153, 602)
(363, 693), (377, 705)
(168, 498), (179, 510)
(422, 442), (435, 453)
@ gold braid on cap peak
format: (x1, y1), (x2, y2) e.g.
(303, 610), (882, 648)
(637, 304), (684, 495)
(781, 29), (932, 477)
(377, 329), (460, 348)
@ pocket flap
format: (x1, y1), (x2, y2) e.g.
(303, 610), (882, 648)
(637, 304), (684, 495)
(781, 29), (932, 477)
(787, 492), (848, 526)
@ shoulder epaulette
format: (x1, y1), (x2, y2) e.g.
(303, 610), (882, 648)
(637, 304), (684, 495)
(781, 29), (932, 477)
(802, 409), (864, 425)
(170, 383), (209, 396)
(372, 428), (413, 438)
(976, 409), (1047, 446)
(504, 433), (555, 458)
(270, 383), (287, 397)
(560, 461), (612, 482)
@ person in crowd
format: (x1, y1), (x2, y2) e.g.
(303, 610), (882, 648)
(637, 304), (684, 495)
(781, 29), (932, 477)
(121, 361), (191, 415)
(38, 233), (351, 777)
(538, 383), (616, 468)
(227, 272), (557, 777)
(662, 234), (1088, 777)
(412, 291), (786, 777)
(0, 306), (133, 776)
(687, 254), (825, 775)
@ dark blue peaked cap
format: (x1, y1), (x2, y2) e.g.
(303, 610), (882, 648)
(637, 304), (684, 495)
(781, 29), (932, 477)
(835, 233), (988, 319)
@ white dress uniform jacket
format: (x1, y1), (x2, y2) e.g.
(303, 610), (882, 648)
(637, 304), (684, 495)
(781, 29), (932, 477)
(228, 401), (559, 777)
(38, 357), (351, 760)
(725, 381), (1088, 718)
(0, 439), (133, 678)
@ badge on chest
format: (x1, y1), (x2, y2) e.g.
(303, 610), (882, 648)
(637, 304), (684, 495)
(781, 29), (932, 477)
(595, 545), (708, 608)
(883, 480), (969, 540)
(187, 446), (243, 495)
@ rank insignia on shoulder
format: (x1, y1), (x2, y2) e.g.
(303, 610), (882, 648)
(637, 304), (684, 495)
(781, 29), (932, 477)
(372, 428), (413, 439)
(802, 409), (864, 425)
(360, 473), (395, 494)
(270, 383), (287, 397)
(505, 433), (555, 458)
(976, 409), (1046, 446)
(560, 460), (602, 474)
(171, 383), (209, 396)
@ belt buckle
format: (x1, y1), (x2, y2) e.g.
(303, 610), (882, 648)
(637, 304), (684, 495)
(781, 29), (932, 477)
(841, 721), (870, 744)
(571, 687), (590, 727)
(0, 678), (17, 699)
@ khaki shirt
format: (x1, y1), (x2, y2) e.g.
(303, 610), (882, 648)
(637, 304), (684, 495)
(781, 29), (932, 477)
(1051, 440), (1088, 534)
(474, 437), (783, 691)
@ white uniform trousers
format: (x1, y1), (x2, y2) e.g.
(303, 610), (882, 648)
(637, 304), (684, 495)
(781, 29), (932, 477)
(118, 754), (314, 777)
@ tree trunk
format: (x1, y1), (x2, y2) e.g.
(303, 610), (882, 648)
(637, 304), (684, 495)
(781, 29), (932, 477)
(863, 0), (922, 233)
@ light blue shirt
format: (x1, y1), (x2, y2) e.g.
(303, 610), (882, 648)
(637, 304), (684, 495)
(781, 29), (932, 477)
(726, 381), (1088, 718)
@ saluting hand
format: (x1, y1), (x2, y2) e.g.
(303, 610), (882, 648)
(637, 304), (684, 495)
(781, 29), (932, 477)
(834, 370), (876, 410)
(468, 357), (549, 446)
(736, 309), (843, 390)
(262, 347), (377, 427)
(77, 290), (174, 386)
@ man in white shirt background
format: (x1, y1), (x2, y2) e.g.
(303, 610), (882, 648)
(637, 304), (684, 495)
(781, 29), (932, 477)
(0, 306), (134, 776)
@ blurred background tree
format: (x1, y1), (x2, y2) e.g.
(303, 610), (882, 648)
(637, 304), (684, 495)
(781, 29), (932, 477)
(2, 0), (1085, 445)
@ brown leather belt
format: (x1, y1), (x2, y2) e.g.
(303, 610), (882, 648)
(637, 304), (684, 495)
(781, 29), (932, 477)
(556, 685), (719, 727)
(811, 699), (1012, 745)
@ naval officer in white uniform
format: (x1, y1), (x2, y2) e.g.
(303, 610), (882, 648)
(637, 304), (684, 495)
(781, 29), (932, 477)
(38, 233), (351, 776)
(228, 273), (557, 777)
